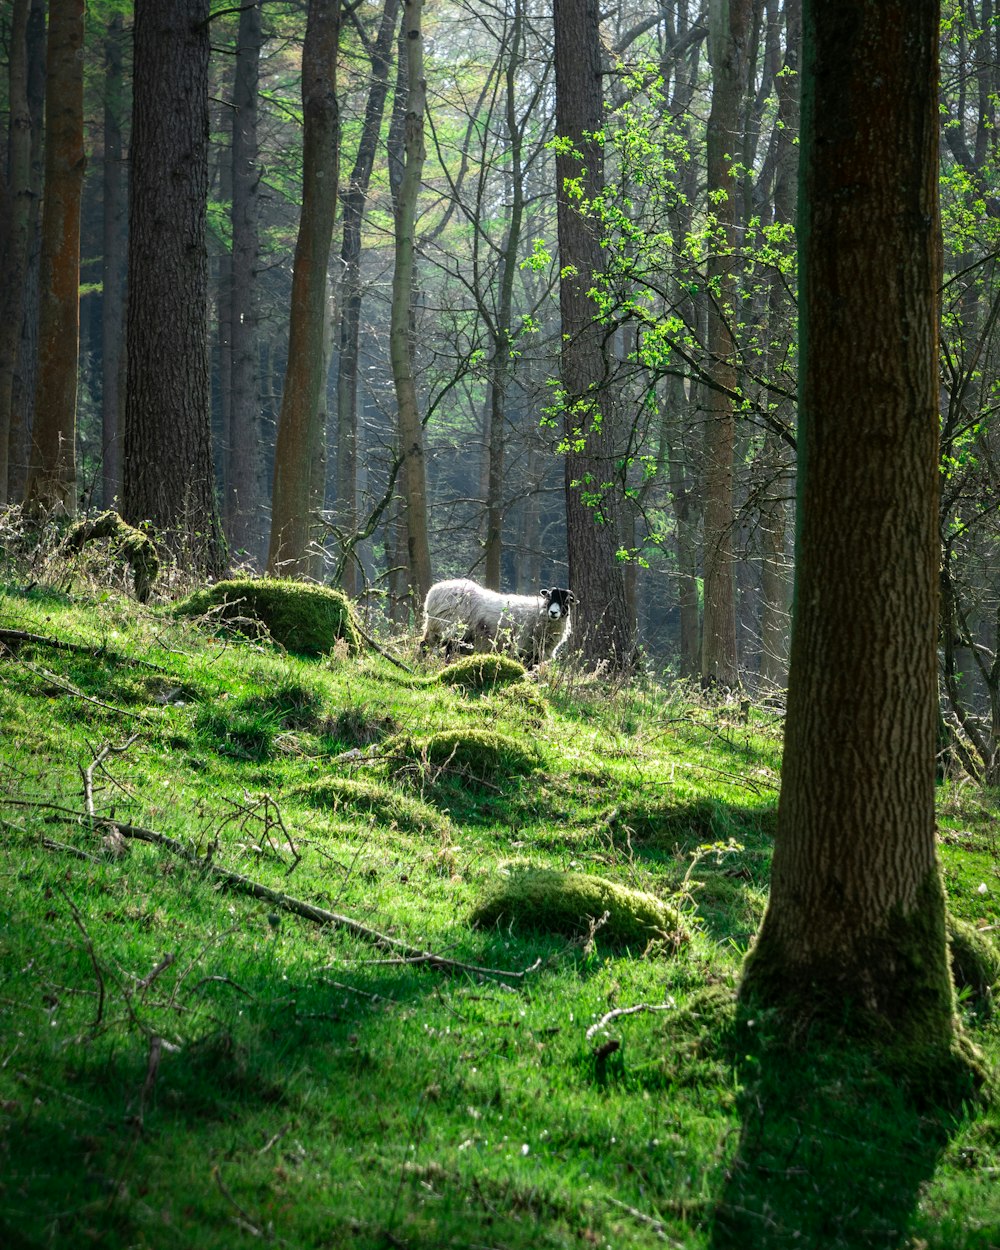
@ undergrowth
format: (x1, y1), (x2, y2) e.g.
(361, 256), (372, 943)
(0, 572), (997, 1250)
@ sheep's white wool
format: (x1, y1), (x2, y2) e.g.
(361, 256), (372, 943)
(420, 578), (574, 665)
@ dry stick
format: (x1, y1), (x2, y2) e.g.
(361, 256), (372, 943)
(83, 735), (140, 817)
(605, 1196), (684, 1248)
(101, 817), (537, 983)
(0, 627), (166, 671)
(57, 886), (106, 1028)
(585, 1000), (677, 1043)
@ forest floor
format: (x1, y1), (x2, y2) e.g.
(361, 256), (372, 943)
(0, 564), (998, 1250)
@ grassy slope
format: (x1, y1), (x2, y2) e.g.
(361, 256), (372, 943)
(0, 582), (997, 1250)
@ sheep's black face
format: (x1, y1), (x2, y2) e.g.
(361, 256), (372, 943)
(541, 588), (575, 619)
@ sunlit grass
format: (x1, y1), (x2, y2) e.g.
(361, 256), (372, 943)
(0, 578), (997, 1250)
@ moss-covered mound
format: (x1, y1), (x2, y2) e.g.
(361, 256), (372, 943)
(60, 511), (160, 602)
(471, 866), (687, 950)
(293, 776), (450, 836)
(436, 654), (527, 690)
(421, 728), (538, 784)
(175, 578), (361, 657)
(948, 917), (1000, 1010)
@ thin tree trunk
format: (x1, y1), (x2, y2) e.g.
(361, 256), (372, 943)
(553, 0), (633, 669)
(100, 12), (126, 509)
(700, 0), (751, 687)
(389, 0), (432, 605)
(0, 0), (32, 505)
(228, 0), (264, 562)
(482, 0), (529, 591)
(336, 0), (400, 596)
(267, 0), (341, 578)
(24, 0), (86, 518)
(757, 0), (799, 689)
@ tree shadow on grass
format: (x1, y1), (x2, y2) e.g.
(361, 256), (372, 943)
(709, 1022), (969, 1250)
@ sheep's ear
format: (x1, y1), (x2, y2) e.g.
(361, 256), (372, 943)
(540, 588), (552, 600)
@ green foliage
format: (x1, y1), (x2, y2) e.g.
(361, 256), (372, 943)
(175, 577), (361, 657)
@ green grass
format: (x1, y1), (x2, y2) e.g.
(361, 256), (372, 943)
(0, 577), (997, 1250)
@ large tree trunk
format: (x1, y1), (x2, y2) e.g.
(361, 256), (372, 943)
(100, 11), (126, 509)
(389, 0), (432, 606)
(740, 0), (961, 1064)
(124, 0), (226, 576)
(24, 0), (85, 518)
(700, 0), (751, 687)
(228, 0), (265, 563)
(553, 0), (633, 670)
(335, 0), (400, 596)
(267, 0), (340, 578)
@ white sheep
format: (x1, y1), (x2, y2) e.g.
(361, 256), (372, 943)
(420, 578), (575, 666)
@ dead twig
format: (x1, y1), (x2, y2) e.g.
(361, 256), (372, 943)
(585, 999), (677, 1042)
(82, 735), (140, 818)
(0, 627), (164, 670)
(58, 887), (106, 1028)
(606, 1195), (684, 1247)
(213, 1164), (272, 1240)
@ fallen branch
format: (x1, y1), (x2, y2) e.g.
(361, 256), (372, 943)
(83, 736), (140, 817)
(0, 627), (165, 671)
(585, 999), (677, 1042)
(36, 806), (537, 984)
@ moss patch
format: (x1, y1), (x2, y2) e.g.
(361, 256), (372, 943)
(175, 578), (361, 657)
(470, 866), (687, 950)
(292, 776), (450, 836)
(421, 728), (538, 785)
(948, 916), (1000, 1011)
(436, 654), (527, 690)
(60, 511), (160, 602)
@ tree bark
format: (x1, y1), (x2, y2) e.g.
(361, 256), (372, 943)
(741, 0), (962, 1064)
(389, 0), (433, 606)
(335, 0), (400, 596)
(100, 12), (126, 509)
(267, 0), (341, 579)
(6, 0), (45, 505)
(0, 0), (32, 505)
(24, 0), (86, 518)
(700, 0), (751, 687)
(757, 0), (799, 689)
(124, 0), (226, 575)
(228, 0), (265, 562)
(553, 0), (633, 670)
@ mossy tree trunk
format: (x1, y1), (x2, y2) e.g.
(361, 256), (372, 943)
(740, 0), (959, 1059)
